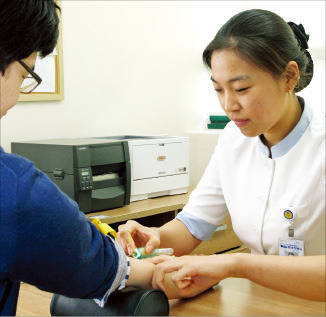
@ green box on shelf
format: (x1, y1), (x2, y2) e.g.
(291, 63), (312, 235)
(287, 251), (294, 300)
(209, 115), (230, 123)
(207, 122), (228, 129)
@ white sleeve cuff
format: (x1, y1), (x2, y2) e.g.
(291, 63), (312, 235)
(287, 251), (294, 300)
(93, 235), (130, 307)
(176, 210), (218, 241)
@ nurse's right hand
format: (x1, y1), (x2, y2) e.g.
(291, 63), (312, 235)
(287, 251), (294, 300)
(117, 220), (161, 256)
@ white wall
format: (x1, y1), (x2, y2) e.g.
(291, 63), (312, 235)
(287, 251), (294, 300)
(1, 0), (217, 151)
(200, 1), (326, 116)
(1, 1), (325, 184)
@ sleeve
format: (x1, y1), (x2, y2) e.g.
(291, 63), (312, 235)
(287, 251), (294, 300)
(176, 131), (229, 240)
(93, 236), (131, 307)
(9, 164), (128, 301)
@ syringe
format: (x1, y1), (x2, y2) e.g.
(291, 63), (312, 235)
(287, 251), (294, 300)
(132, 247), (174, 259)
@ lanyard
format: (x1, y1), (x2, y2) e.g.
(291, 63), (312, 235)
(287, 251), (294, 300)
(284, 209), (295, 237)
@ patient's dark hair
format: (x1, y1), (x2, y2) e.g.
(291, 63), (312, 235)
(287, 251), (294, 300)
(0, 0), (60, 73)
(203, 9), (314, 92)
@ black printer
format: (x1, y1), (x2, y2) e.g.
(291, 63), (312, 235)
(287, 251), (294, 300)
(11, 138), (131, 213)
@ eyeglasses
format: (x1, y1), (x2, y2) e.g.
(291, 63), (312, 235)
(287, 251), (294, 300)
(18, 60), (42, 94)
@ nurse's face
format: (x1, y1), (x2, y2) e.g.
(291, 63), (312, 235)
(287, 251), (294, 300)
(0, 52), (38, 118)
(210, 49), (289, 140)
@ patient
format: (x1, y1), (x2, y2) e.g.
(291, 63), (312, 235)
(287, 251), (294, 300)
(0, 1), (211, 315)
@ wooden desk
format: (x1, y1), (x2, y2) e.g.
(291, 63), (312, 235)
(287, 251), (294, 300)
(17, 279), (325, 316)
(86, 190), (190, 226)
(169, 278), (325, 316)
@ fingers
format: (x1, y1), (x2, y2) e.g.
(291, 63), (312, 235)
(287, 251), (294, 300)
(175, 277), (191, 289)
(123, 231), (136, 256)
(139, 231), (160, 254)
(148, 254), (174, 265)
(151, 255), (222, 300)
(117, 221), (139, 255)
(152, 258), (186, 292)
(171, 270), (194, 290)
(145, 239), (158, 255)
(117, 220), (160, 256)
(152, 256), (199, 295)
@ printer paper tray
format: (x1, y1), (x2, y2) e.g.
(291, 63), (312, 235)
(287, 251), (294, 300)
(92, 186), (124, 200)
(91, 186), (125, 210)
(92, 177), (122, 190)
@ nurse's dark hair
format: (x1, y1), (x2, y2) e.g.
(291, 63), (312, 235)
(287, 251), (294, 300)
(203, 9), (314, 93)
(0, 0), (60, 73)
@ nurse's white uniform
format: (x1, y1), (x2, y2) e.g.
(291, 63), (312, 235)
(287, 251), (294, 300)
(177, 99), (325, 255)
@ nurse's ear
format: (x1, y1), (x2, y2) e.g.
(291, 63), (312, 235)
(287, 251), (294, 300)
(284, 61), (300, 93)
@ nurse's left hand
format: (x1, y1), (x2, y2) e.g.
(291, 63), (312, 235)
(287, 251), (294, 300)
(152, 254), (228, 298)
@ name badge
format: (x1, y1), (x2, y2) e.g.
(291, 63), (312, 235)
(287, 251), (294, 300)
(279, 237), (304, 256)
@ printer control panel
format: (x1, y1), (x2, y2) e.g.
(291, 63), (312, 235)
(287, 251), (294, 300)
(79, 167), (93, 191)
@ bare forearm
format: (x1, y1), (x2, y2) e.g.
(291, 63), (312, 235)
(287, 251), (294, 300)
(155, 219), (201, 256)
(229, 253), (326, 301)
(126, 257), (154, 289)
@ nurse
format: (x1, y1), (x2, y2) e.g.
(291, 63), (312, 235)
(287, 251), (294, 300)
(117, 9), (325, 301)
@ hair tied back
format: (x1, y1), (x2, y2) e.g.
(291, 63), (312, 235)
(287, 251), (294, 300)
(287, 22), (310, 50)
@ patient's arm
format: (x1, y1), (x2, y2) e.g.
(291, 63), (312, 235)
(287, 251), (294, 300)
(126, 257), (217, 299)
(126, 257), (154, 289)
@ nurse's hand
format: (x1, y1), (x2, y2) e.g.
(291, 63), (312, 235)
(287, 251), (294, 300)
(117, 220), (160, 256)
(147, 253), (205, 265)
(152, 254), (229, 297)
(145, 254), (175, 265)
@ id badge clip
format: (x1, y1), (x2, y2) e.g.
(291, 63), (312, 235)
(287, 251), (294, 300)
(278, 208), (304, 256)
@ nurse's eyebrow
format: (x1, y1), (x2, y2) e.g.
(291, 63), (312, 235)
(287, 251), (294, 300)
(210, 75), (250, 84)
